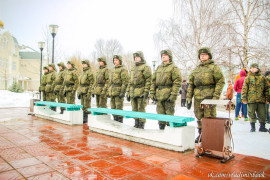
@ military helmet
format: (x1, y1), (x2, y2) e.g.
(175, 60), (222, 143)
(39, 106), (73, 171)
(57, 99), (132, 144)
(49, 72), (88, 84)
(97, 56), (107, 65)
(133, 51), (145, 62)
(67, 61), (75, 67)
(48, 63), (56, 70)
(43, 66), (49, 70)
(57, 62), (66, 69)
(198, 47), (212, 60)
(82, 59), (90, 67)
(160, 49), (173, 61)
(250, 63), (259, 69)
(113, 55), (122, 65)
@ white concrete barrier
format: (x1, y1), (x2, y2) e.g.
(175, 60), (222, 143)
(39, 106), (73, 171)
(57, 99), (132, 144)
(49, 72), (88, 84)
(88, 114), (195, 152)
(34, 106), (83, 125)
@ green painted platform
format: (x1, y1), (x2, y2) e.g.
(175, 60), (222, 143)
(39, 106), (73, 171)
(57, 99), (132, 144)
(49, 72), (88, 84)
(35, 101), (83, 111)
(88, 108), (194, 127)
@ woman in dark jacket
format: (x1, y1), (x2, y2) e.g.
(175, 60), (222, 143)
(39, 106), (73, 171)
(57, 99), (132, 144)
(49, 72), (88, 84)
(181, 80), (188, 107)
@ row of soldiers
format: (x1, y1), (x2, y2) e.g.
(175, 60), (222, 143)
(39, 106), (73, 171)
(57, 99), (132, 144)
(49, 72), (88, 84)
(40, 48), (226, 142)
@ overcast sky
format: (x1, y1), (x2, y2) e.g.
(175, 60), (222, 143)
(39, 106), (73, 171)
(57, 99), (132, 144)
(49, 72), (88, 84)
(0, 0), (172, 64)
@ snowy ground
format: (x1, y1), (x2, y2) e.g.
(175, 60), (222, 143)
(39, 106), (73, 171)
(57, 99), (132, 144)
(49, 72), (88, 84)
(1, 90), (270, 160)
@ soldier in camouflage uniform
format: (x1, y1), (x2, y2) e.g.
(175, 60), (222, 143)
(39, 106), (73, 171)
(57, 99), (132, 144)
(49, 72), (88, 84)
(54, 62), (67, 114)
(127, 51), (151, 129)
(241, 63), (269, 132)
(108, 55), (129, 123)
(93, 56), (110, 108)
(39, 66), (49, 101)
(64, 61), (79, 104)
(186, 47), (225, 143)
(150, 49), (182, 130)
(45, 64), (57, 111)
(78, 60), (95, 123)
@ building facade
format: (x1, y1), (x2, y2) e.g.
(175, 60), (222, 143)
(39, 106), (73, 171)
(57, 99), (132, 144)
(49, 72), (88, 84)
(0, 23), (41, 91)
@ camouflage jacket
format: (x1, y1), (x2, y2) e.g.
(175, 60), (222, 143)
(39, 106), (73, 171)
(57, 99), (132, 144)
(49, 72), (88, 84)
(108, 65), (129, 97)
(186, 60), (225, 100)
(78, 67), (95, 96)
(127, 62), (151, 98)
(94, 65), (110, 95)
(150, 62), (182, 101)
(266, 75), (270, 95)
(63, 67), (79, 92)
(45, 70), (57, 93)
(54, 69), (66, 93)
(39, 72), (48, 91)
(241, 71), (269, 103)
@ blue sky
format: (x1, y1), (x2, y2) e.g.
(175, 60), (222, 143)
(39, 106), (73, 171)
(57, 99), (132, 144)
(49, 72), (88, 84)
(0, 0), (172, 63)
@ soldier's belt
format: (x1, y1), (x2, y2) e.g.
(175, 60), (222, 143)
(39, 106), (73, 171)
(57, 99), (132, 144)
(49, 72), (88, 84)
(132, 84), (145, 88)
(112, 84), (121, 87)
(157, 85), (172, 89)
(47, 83), (53, 85)
(80, 84), (89, 87)
(65, 84), (74, 87)
(96, 84), (105, 87)
(196, 85), (216, 89)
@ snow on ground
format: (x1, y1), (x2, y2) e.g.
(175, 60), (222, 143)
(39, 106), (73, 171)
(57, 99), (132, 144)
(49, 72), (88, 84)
(1, 90), (270, 160)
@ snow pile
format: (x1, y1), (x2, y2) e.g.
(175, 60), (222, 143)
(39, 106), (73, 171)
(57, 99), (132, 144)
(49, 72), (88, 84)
(0, 90), (270, 159)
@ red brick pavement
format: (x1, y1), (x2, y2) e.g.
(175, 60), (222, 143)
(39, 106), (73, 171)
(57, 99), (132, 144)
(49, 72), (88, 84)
(0, 108), (269, 180)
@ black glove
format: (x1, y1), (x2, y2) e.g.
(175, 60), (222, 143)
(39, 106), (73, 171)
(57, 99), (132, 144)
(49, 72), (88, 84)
(187, 98), (192, 110)
(92, 94), (95, 98)
(127, 95), (131, 102)
(149, 94), (156, 101)
(77, 94), (81, 99)
(119, 93), (125, 98)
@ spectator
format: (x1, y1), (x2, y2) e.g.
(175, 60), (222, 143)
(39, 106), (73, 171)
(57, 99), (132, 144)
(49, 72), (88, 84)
(226, 80), (234, 100)
(265, 71), (270, 124)
(234, 70), (247, 121)
(241, 63), (269, 132)
(181, 80), (188, 107)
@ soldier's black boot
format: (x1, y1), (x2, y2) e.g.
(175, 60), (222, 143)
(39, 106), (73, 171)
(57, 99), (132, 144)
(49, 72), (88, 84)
(138, 121), (145, 129)
(113, 116), (118, 121)
(159, 123), (166, 130)
(195, 128), (202, 143)
(250, 123), (256, 132)
(259, 122), (269, 132)
(118, 116), (123, 123)
(60, 108), (64, 114)
(50, 107), (56, 112)
(134, 119), (139, 128)
(83, 112), (88, 123)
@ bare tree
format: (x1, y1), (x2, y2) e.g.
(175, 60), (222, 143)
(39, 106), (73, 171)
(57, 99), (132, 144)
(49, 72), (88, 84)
(91, 39), (123, 68)
(122, 51), (134, 72)
(154, 0), (232, 75)
(227, 0), (270, 68)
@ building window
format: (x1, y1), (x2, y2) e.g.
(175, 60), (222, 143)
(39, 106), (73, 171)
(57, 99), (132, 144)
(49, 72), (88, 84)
(12, 61), (16, 71)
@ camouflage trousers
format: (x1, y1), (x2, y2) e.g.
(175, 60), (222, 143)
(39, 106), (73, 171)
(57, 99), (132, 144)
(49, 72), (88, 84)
(96, 94), (107, 108)
(194, 99), (216, 129)
(111, 96), (124, 119)
(56, 93), (66, 111)
(248, 103), (266, 123)
(156, 100), (176, 125)
(66, 91), (76, 104)
(46, 92), (56, 102)
(42, 91), (47, 101)
(81, 94), (91, 112)
(131, 97), (147, 123)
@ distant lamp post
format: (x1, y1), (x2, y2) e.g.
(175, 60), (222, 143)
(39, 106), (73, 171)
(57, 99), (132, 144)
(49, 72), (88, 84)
(49, 24), (59, 64)
(38, 41), (45, 97)
(152, 60), (157, 71)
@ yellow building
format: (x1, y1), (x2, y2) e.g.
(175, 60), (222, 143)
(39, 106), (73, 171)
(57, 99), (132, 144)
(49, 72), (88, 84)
(0, 21), (41, 91)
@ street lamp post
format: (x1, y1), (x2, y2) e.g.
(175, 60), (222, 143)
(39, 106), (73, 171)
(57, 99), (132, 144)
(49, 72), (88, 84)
(152, 60), (157, 71)
(38, 41), (45, 98)
(49, 24), (59, 64)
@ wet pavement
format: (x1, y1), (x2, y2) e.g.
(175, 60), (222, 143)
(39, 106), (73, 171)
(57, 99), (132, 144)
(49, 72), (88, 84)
(0, 108), (269, 180)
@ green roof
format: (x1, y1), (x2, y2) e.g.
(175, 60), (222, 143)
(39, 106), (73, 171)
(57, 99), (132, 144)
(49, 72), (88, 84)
(19, 52), (40, 59)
